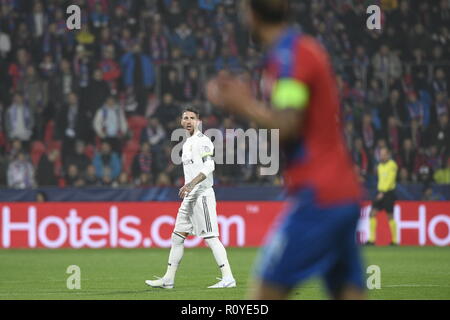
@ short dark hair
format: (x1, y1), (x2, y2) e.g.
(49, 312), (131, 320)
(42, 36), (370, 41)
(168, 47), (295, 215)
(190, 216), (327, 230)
(182, 106), (200, 119)
(249, 0), (289, 24)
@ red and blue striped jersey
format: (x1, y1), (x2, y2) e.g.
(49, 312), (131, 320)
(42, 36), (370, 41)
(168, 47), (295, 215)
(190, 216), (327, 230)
(261, 28), (362, 205)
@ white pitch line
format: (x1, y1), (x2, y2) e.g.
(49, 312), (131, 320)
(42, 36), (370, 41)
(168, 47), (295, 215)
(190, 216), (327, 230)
(383, 284), (450, 288)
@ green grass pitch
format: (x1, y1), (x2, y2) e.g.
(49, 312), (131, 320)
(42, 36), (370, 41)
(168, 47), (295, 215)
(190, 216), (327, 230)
(0, 246), (449, 300)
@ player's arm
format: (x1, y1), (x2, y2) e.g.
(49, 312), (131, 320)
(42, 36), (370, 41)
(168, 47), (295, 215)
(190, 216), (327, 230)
(206, 73), (308, 142)
(179, 145), (215, 198)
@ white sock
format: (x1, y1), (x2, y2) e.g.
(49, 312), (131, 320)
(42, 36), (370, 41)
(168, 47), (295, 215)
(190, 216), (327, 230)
(163, 232), (185, 282)
(205, 237), (234, 280)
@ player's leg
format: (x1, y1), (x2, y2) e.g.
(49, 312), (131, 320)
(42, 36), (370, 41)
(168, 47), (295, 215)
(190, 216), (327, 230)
(324, 204), (366, 300)
(249, 280), (290, 300)
(204, 235), (236, 287)
(193, 192), (236, 288)
(160, 231), (188, 284)
(145, 200), (193, 288)
(249, 193), (330, 299)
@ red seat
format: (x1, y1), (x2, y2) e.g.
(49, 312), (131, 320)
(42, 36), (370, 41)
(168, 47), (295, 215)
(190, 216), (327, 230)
(84, 144), (95, 160)
(122, 140), (140, 174)
(48, 140), (62, 152)
(127, 116), (148, 142)
(31, 141), (46, 166)
(44, 120), (55, 145)
(123, 140), (140, 153)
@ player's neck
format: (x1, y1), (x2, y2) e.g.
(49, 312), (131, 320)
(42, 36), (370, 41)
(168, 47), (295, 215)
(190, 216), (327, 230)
(260, 23), (288, 49)
(187, 129), (198, 137)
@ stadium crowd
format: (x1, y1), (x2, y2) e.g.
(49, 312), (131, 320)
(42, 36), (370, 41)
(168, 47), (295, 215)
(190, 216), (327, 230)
(0, 0), (449, 197)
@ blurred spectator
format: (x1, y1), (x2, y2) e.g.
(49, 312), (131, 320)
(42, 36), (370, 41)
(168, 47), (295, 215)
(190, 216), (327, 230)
(421, 186), (444, 201)
(198, 0), (221, 12)
(433, 157), (450, 184)
(162, 68), (183, 101)
(137, 172), (152, 187)
(115, 172), (132, 187)
(7, 152), (35, 189)
(29, 1), (48, 40)
(361, 113), (376, 151)
(93, 95), (128, 152)
(386, 116), (401, 156)
(155, 172), (172, 186)
(199, 27), (219, 60)
(154, 93), (181, 131)
(56, 93), (89, 161)
(352, 138), (369, 177)
(432, 68), (448, 96)
(182, 66), (202, 102)
(398, 167), (411, 184)
(8, 49), (31, 91)
(0, 155), (7, 186)
(65, 164), (81, 187)
(132, 142), (153, 181)
(100, 166), (114, 186)
(428, 114), (450, 156)
(8, 139), (24, 161)
(64, 140), (91, 175)
(426, 145), (443, 172)
(87, 68), (110, 116)
(434, 93), (449, 118)
(39, 54), (57, 80)
(98, 45), (121, 94)
(93, 142), (121, 180)
(5, 94), (34, 143)
(49, 59), (78, 110)
(35, 191), (48, 202)
(367, 79), (386, 110)
(344, 120), (355, 151)
(406, 92), (425, 128)
(18, 65), (47, 139)
(120, 43), (155, 114)
(0, 28), (11, 59)
(147, 19), (170, 65)
(170, 23), (197, 58)
(215, 46), (240, 71)
(164, 0), (184, 30)
(84, 164), (99, 186)
(398, 138), (417, 176)
(372, 45), (402, 82)
(140, 117), (166, 149)
(36, 149), (59, 187)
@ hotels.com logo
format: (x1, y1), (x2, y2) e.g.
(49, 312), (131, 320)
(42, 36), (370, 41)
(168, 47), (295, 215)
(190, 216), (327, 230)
(0, 205), (246, 249)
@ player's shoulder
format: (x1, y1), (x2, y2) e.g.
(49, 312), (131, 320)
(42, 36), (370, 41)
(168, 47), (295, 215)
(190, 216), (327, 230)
(195, 131), (213, 144)
(297, 35), (329, 63)
(388, 159), (398, 169)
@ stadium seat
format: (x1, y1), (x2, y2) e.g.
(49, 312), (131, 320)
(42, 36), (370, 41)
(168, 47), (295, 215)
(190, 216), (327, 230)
(84, 144), (95, 159)
(44, 120), (55, 146)
(122, 140), (140, 174)
(127, 116), (148, 142)
(31, 141), (46, 166)
(48, 140), (62, 151)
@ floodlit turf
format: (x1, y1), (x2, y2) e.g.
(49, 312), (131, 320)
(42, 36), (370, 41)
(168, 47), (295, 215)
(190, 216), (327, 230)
(0, 246), (449, 300)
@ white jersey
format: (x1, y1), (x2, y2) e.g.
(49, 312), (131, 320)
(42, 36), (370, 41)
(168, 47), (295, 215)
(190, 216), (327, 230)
(181, 131), (215, 193)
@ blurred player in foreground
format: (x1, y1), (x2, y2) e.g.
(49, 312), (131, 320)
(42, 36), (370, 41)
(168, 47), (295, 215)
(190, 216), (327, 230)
(368, 147), (398, 245)
(145, 107), (236, 289)
(206, 0), (365, 299)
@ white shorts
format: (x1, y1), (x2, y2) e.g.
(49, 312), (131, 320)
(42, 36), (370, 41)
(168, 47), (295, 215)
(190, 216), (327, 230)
(174, 188), (219, 238)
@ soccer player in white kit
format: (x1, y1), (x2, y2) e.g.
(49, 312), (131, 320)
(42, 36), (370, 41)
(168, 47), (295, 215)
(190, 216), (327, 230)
(145, 107), (236, 289)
